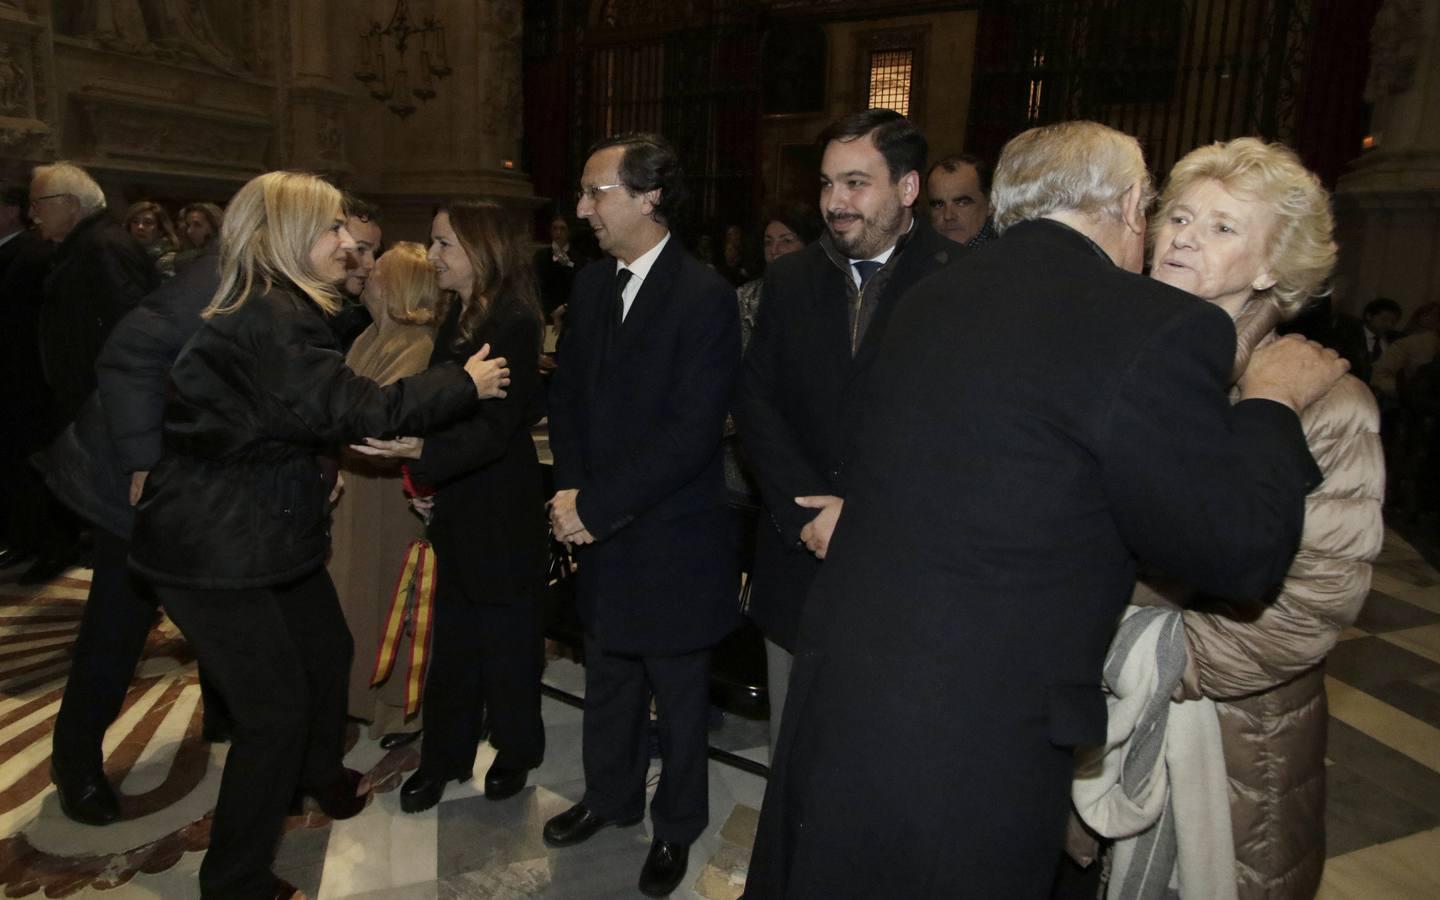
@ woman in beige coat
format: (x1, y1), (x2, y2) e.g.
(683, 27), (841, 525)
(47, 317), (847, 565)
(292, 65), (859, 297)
(327, 242), (439, 740)
(1145, 138), (1385, 898)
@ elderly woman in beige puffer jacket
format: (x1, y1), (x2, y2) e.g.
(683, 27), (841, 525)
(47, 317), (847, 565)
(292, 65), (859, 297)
(1138, 138), (1385, 900)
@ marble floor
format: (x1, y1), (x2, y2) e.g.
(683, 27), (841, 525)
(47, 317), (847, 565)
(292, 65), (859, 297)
(2, 528), (1438, 898)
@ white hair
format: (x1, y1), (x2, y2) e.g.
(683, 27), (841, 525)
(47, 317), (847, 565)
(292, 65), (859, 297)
(991, 121), (1151, 233)
(31, 161), (106, 213)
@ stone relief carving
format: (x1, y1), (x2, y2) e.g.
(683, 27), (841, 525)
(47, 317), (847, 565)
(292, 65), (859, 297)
(53, 0), (246, 74)
(316, 105), (342, 161)
(77, 93), (270, 172)
(1365, 0), (1425, 102)
(0, 41), (26, 114)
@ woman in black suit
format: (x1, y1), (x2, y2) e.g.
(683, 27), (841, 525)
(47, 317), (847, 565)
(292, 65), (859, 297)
(354, 199), (548, 813)
(129, 172), (508, 900)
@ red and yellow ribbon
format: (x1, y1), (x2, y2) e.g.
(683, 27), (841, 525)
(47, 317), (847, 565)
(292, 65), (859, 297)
(371, 540), (437, 716)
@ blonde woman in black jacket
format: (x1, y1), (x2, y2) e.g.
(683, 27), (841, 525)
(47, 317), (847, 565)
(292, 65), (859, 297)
(129, 171), (509, 900)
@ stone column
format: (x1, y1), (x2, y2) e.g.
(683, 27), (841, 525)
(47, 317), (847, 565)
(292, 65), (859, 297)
(0, 0), (58, 171)
(1333, 0), (1440, 316)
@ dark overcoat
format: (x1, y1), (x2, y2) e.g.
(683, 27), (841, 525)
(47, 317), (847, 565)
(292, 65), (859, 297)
(39, 211), (157, 425)
(743, 219), (1323, 899)
(547, 236), (742, 656)
(736, 222), (962, 650)
(409, 300), (549, 602)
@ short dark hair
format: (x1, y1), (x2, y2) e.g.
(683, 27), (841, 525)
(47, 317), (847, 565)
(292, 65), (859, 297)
(816, 109), (928, 183)
(1363, 297), (1402, 320)
(341, 191), (380, 224)
(587, 132), (689, 226)
(759, 201), (824, 245)
(926, 153), (991, 197)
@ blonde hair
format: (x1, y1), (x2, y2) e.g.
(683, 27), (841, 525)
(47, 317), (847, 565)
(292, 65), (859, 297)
(369, 242), (439, 326)
(31, 161), (106, 212)
(1156, 138), (1336, 319)
(991, 121), (1152, 233)
(204, 171), (344, 319)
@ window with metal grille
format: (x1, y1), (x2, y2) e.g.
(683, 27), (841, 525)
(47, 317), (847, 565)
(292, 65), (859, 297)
(867, 48), (913, 116)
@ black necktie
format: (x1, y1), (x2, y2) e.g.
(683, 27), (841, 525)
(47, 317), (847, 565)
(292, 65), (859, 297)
(853, 260), (882, 290)
(1370, 332), (1382, 361)
(614, 268), (633, 327)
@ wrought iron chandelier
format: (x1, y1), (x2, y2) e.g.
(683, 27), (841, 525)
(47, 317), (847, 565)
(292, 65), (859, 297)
(354, 0), (452, 119)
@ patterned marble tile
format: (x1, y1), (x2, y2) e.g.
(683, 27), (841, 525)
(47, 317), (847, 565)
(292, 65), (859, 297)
(1326, 677), (1440, 774)
(1319, 826), (1440, 900)
(1325, 719), (1440, 820)
(1325, 765), (1440, 857)
(1353, 590), (1440, 633)
(1325, 638), (1440, 691)
(1378, 623), (1440, 666)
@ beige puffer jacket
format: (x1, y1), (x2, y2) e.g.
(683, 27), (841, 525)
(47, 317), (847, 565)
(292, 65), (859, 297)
(1175, 298), (1385, 899)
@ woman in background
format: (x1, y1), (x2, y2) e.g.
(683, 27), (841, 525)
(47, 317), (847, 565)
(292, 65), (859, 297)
(328, 242), (441, 747)
(124, 199), (179, 277)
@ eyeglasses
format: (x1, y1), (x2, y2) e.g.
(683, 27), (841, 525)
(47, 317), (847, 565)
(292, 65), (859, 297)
(27, 193), (69, 209)
(575, 183), (626, 203)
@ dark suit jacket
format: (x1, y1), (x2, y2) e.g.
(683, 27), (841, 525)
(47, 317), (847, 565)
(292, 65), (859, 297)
(737, 222), (962, 650)
(39, 211), (158, 426)
(547, 235), (742, 655)
(1330, 313), (1394, 387)
(410, 299), (548, 603)
(745, 219), (1323, 899)
(0, 232), (57, 446)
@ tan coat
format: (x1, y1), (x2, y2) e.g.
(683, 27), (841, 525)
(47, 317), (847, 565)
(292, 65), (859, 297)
(327, 315), (436, 734)
(1175, 299), (1385, 899)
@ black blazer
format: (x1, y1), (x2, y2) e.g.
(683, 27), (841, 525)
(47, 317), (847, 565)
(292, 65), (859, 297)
(746, 219), (1323, 898)
(1330, 313), (1393, 388)
(547, 235), (742, 655)
(736, 222), (962, 650)
(410, 299), (548, 603)
(131, 284), (479, 590)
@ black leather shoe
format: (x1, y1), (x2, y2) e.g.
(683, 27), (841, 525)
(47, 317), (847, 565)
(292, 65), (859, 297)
(638, 838), (690, 897)
(0, 546), (31, 569)
(51, 765), (120, 826)
(399, 767), (467, 814)
(379, 729), (421, 750)
(542, 802), (643, 847)
(483, 762), (530, 801)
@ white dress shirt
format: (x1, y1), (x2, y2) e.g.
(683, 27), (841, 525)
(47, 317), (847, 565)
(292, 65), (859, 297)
(616, 231), (671, 321)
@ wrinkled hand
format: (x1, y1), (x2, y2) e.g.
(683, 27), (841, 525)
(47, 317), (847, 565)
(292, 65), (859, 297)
(463, 343), (510, 399)
(548, 489), (590, 544)
(128, 470), (149, 506)
(349, 436), (424, 459)
(329, 473), (345, 505)
(1240, 334), (1349, 413)
(796, 495), (844, 559)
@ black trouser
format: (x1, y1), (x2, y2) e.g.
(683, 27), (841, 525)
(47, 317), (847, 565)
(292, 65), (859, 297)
(156, 569), (352, 900)
(580, 634), (712, 845)
(418, 559), (545, 778)
(52, 528), (228, 780)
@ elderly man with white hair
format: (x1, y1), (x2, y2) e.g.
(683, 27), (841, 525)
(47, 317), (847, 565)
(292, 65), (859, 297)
(30, 161), (156, 431)
(741, 121), (1349, 899)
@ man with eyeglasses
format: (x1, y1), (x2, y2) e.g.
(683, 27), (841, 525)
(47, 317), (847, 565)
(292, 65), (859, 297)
(19, 162), (155, 590)
(543, 133), (741, 898)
